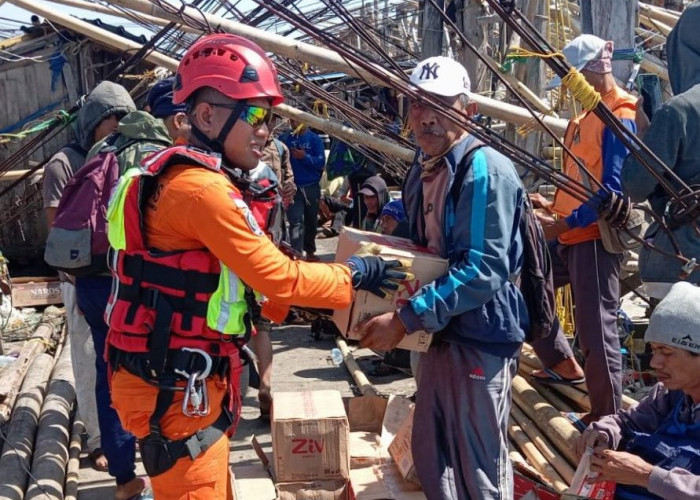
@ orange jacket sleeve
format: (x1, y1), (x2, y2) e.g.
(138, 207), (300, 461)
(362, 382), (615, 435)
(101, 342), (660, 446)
(153, 167), (352, 309)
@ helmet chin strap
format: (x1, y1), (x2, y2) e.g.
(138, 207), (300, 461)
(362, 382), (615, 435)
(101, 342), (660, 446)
(189, 100), (247, 157)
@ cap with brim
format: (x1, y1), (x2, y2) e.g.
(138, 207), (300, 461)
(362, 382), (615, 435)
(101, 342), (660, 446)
(409, 56), (471, 98)
(358, 187), (376, 197)
(545, 34), (607, 90)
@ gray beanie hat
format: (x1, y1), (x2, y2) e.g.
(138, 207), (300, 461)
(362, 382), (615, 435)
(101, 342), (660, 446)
(645, 281), (700, 354)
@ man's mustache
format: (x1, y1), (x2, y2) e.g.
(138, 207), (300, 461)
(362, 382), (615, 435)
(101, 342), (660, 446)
(418, 126), (446, 137)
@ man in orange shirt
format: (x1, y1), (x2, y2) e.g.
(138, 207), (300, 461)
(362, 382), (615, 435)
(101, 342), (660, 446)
(104, 34), (407, 499)
(530, 35), (637, 425)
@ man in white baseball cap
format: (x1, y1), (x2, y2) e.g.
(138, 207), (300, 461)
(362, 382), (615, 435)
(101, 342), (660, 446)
(358, 54), (528, 499)
(575, 281), (700, 499)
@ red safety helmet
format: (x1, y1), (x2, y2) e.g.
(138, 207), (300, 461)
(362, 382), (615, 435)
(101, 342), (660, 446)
(173, 34), (284, 106)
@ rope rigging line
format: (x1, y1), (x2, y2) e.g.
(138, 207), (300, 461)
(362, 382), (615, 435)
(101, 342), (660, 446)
(486, 0), (696, 209)
(253, 0), (695, 271)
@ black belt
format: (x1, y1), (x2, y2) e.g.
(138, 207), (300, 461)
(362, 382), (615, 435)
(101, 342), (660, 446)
(109, 347), (229, 383)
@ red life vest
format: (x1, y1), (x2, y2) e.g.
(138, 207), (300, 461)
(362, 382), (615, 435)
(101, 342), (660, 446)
(105, 146), (245, 376)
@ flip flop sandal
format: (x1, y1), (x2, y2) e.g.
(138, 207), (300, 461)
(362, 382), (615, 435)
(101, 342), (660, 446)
(531, 367), (585, 386)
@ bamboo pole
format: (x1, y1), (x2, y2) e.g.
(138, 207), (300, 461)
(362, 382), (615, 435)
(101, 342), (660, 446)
(508, 417), (568, 492)
(0, 168), (43, 183)
(63, 417), (84, 500)
(335, 337), (378, 397)
(516, 360), (576, 413)
(25, 335), (75, 500)
(44, 0), (199, 34)
(638, 3), (680, 28)
(102, 0), (570, 134)
(512, 375), (580, 465)
(5, 0), (418, 163)
(0, 352), (56, 499)
(0, 315), (60, 425)
(512, 403), (576, 485)
(640, 53), (670, 83)
(508, 418), (568, 492)
(639, 15), (673, 37)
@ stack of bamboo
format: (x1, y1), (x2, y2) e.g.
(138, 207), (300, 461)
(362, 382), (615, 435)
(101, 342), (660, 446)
(0, 309), (83, 500)
(507, 343), (638, 493)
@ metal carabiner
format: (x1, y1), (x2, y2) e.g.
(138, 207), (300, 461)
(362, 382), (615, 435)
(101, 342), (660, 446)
(181, 371), (210, 417)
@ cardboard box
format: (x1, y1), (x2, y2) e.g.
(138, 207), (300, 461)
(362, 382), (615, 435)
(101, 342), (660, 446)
(349, 432), (388, 468)
(277, 479), (348, 500)
(11, 277), (62, 308)
(387, 406), (419, 485)
(272, 390), (350, 482)
(231, 464), (276, 500)
(333, 227), (448, 352)
(348, 464), (425, 500)
(563, 448), (615, 500)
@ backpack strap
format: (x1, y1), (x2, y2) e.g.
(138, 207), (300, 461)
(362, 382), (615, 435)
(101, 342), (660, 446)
(449, 140), (486, 208)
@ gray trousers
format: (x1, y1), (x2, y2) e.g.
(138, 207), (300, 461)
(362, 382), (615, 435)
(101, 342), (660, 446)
(531, 239), (623, 419)
(61, 282), (101, 452)
(412, 341), (518, 500)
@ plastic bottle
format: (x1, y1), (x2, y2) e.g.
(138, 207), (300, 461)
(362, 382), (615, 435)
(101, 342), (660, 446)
(330, 347), (344, 367)
(140, 485), (154, 500)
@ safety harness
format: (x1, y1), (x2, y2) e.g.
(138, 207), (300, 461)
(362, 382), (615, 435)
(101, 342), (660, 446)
(106, 146), (251, 476)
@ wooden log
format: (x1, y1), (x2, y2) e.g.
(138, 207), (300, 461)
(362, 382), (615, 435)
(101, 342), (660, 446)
(0, 316), (60, 425)
(512, 403), (576, 485)
(63, 417), (84, 500)
(335, 337), (378, 397)
(512, 375), (581, 465)
(25, 336), (75, 500)
(508, 417), (568, 492)
(0, 352), (56, 499)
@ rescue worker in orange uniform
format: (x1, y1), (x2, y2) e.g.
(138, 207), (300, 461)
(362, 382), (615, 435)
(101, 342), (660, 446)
(529, 35), (637, 424)
(103, 34), (407, 499)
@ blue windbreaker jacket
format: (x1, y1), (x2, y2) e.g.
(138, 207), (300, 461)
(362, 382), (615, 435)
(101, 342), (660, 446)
(397, 135), (529, 357)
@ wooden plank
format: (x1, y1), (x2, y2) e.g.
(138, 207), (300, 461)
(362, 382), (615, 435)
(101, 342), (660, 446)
(11, 277), (62, 308)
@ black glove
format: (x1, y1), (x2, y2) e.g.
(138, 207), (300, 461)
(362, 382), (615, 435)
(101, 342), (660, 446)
(346, 255), (409, 299)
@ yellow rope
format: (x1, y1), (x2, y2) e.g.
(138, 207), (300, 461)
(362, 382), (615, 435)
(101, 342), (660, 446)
(561, 67), (601, 110)
(555, 284), (576, 336)
(312, 99), (330, 119)
(505, 47), (565, 60)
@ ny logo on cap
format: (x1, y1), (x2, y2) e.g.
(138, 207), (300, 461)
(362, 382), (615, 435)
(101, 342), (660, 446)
(419, 62), (440, 80)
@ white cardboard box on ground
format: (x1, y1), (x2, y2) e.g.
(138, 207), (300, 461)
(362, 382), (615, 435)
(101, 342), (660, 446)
(231, 464), (276, 500)
(276, 478), (348, 500)
(348, 464), (426, 500)
(272, 390), (350, 482)
(387, 405), (420, 485)
(333, 227), (448, 352)
(348, 432), (389, 468)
